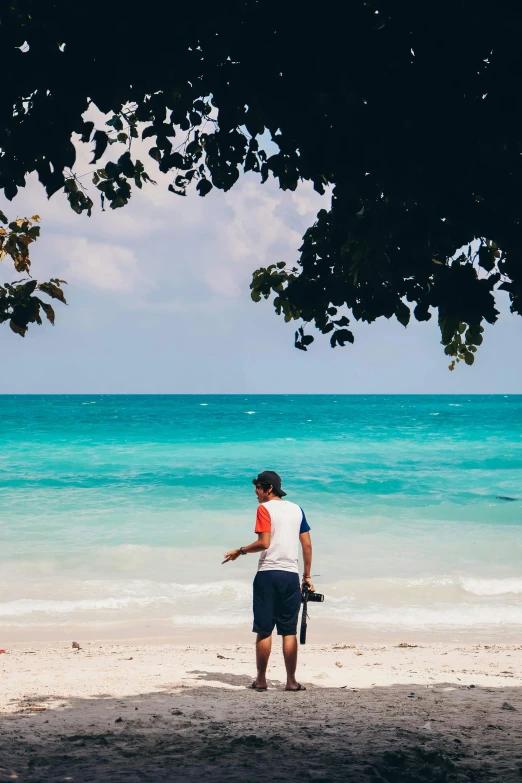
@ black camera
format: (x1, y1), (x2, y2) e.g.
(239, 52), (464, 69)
(300, 584), (324, 644)
(301, 586), (324, 603)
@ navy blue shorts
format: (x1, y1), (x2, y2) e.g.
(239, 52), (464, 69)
(252, 570), (301, 636)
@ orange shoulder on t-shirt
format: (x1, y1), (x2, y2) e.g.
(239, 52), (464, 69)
(255, 504), (271, 533)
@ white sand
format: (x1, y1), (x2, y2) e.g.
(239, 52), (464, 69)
(2, 640), (522, 781)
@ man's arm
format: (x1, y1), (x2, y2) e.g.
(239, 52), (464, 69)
(299, 531), (314, 590)
(222, 532), (270, 563)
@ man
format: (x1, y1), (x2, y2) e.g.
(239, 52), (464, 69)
(222, 470), (314, 692)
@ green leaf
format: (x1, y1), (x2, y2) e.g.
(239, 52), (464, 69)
(79, 120), (94, 143)
(23, 280), (38, 295)
(117, 151), (135, 178)
(186, 139), (202, 157)
(196, 179), (213, 197)
(168, 184), (186, 196)
(294, 330), (308, 351)
(330, 329), (355, 347)
(38, 282), (67, 304)
(39, 301), (55, 325)
(90, 131), (108, 164)
(105, 161), (122, 179)
(9, 321), (26, 337)
(106, 115), (124, 131)
(169, 152), (185, 168)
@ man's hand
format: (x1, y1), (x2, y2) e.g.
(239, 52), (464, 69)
(302, 576), (315, 592)
(222, 548), (241, 564)
(221, 533), (269, 563)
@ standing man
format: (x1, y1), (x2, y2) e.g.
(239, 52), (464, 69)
(222, 471), (314, 692)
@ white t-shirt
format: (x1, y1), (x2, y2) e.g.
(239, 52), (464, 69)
(254, 499), (311, 573)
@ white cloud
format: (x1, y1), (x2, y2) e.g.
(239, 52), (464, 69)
(53, 236), (145, 293)
(202, 178), (325, 297)
(224, 180), (302, 261)
(0, 111), (329, 306)
(65, 108), (328, 299)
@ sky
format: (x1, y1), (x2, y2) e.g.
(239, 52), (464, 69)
(0, 121), (521, 394)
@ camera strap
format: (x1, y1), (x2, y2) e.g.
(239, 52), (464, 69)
(299, 592), (308, 645)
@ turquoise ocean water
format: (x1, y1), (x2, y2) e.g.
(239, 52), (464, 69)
(1, 395), (522, 639)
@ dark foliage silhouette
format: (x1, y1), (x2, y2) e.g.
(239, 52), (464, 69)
(1, 1), (521, 365)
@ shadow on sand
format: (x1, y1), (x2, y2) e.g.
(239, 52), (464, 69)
(187, 669), (284, 689)
(1, 677), (522, 782)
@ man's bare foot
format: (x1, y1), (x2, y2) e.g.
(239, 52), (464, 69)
(285, 681), (306, 691)
(251, 678), (268, 690)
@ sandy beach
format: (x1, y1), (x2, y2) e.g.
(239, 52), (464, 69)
(2, 639), (522, 782)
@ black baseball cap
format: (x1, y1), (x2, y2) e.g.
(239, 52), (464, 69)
(252, 470), (287, 497)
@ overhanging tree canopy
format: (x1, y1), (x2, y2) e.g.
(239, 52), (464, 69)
(2, 0), (522, 367)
